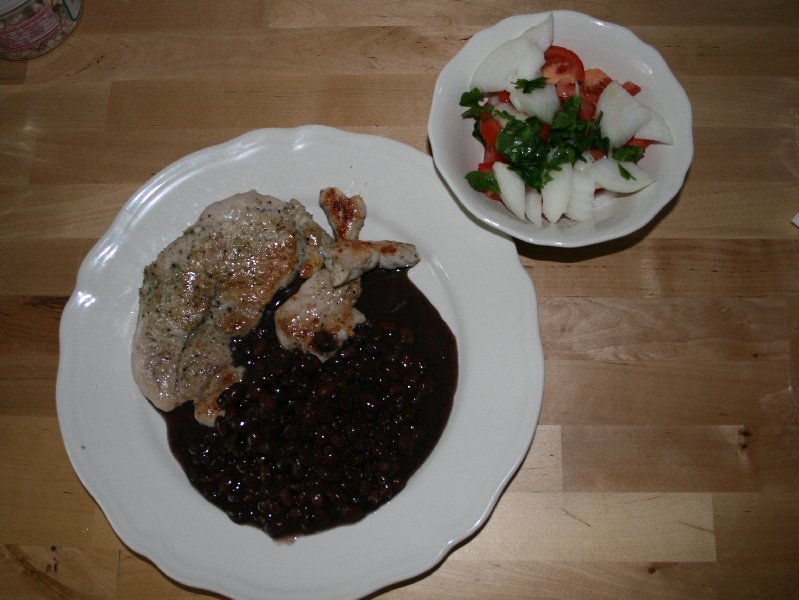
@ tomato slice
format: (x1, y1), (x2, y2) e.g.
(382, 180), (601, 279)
(542, 45), (585, 84)
(477, 157), (502, 201)
(555, 78), (578, 101)
(589, 148), (606, 161)
(479, 115), (503, 148)
(622, 81), (642, 96)
(480, 117), (502, 146)
(579, 97), (596, 121)
(581, 67), (612, 104)
(496, 90), (511, 104)
(482, 143), (505, 166)
(625, 137), (654, 149)
(539, 123), (550, 144)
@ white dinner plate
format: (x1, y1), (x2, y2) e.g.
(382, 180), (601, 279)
(56, 126), (544, 600)
(428, 10), (693, 247)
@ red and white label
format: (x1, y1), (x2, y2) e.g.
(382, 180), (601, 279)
(0, 6), (61, 53)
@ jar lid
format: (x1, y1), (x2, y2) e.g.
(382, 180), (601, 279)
(0, 0), (30, 16)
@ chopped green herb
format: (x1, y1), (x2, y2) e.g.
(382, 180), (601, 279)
(612, 145), (646, 163)
(465, 170), (500, 195)
(618, 163), (636, 180)
(513, 77), (548, 93)
(459, 88), (485, 119)
(549, 97), (608, 158)
(494, 117), (551, 190)
(463, 92), (611, 193)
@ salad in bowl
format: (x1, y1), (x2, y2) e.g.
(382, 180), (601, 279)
(428, 11), (693, 247)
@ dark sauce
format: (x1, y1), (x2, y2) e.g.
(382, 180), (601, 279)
(162, 268), (457, 538)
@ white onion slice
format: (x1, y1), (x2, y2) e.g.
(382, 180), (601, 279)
(565, 170), (595, 222)
(635, 110), (673, 145)
(493, 162), (526, 219)
(509, 84), (560, 124)
(597, 81), (652, 148)
(542, 163), (573, 223)
(471, 37), (542, 92)
(591, 157), (653, 193)
(525, 188), (543, 226)
(520, 13), (554, 51)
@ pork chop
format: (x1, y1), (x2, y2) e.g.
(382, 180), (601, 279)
(131, 191), (330, 425)
(132, 187), (420, 426)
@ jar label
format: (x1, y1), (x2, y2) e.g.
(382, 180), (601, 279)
(0, 5), (60, 53)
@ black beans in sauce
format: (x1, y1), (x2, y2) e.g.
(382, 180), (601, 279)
(162, 268), (457, 539)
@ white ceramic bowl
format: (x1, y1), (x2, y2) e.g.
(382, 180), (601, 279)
(428, 10), (693, 247)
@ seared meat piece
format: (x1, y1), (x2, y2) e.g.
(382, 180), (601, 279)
(131, 191), (330, 425)
(319, 187), (420, 284)
(132, 187), (419, 426)
(274, 269), (365, 360)
(325, 239), (420, 286)
(275, 189), (419, 359)
(320, 187), (366, 241)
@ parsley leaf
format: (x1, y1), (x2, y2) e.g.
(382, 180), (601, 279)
(465, 170), (500, 194)
(459, 88), (485, 119)
(618, 163), (636, 180)
(612, 145), (646, 163)
(513, 77), (548, 93)
(549, 97), (608, 158)
(495, 117), (551, 190)
(461, 88), (611, 194)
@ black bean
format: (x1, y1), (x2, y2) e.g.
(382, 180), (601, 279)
(339, 503), (365, 522)
(168, 280), (451, 539)
(312, 330), (336, 353)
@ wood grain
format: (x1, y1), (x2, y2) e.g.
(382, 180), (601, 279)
(1, 0), (797, 598)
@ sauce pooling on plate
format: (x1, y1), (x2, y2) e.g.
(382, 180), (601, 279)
(162, 268), (458, 538)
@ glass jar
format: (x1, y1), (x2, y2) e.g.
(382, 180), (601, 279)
(0, 0), (83, 61)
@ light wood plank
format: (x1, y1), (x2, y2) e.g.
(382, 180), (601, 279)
(266, 1), (799, 28)
(652, 181), (799, 239)
(380, 560), (799, 599)
(78, 0), (268, 33)
(789, 294), (799, 396)
(454, 492), (716, 562)
(0, 545), (118, 600)
(0, 296), (63, 357)
(104, 75), (434, 131)
(0, 379), (58, 417)
(561, 426), (799, 492)
(0, 83), (110, 134)
(29, 129), (247, 185)
(0, 134), (33, 187)
(116, 550), (217, 599)
(25, 28), (460, 84)
(0, 185), (136, 240)
(505, 425), (563, 493)
(0, 416), (98, 547)
(541, 360), (795, 426)
(20, 28), (799, 86)
(689, 126), (799, 183)
(714, 493), (799, 562)
(0, 240), (93, 296)
(540, 297), (790, 363)
(521, 239), (799, 298)
(0, 60), (27, 85)
(28, 126), (427, 186)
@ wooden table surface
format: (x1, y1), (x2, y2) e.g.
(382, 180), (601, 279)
(2, 1), (798, 598)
